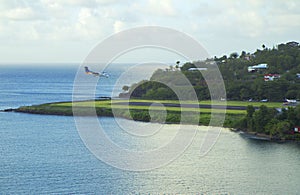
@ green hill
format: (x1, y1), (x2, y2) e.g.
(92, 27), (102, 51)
(121, 41), (300, 102)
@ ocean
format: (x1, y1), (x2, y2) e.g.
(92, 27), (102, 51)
(1, 64), (300, 194)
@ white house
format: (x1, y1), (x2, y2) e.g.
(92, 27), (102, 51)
(264, 74), (281, 81)
(188, 68), (207, 71)
(248, 63), (268, 72)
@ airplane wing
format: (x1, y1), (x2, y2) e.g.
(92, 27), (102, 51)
(84, 66), (109, 77)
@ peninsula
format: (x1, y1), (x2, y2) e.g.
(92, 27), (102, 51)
(4, 41), (300, 141)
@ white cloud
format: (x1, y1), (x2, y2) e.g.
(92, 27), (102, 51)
(63, 0), (97, 7)
(0, 0), (300, 63)
(2, 7), (37, 20)
(145, 0), (176, 17)
(114, 20), (125, 33)
(74, 7), (113, 40)
(41, 0), (118, 8)
(40, 0), (68, 19)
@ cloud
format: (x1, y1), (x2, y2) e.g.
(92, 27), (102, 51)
(2, 7), (38, 20)
(191, 0), (300, 40)
(42, 0), (119, 8)
(145, 0), (176, 17)
(40, 0), (69, 19)
(114, 20), (125, 33)
(0, 0), (300, 63)
(62, 0), (97, 7)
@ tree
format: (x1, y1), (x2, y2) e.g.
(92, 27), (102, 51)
(285, 90), (298, 99)
(246, 105), (255, 117)
(240, 51), (246, 58)
(265, 118), (280, 135)
(123, 41), (300, 103)
(253, 105), (277, 133)
(122, 85), (130, 91)
(287, 107), (296, 126)
(229, 52), (239, 59)
(295, 105), (300, 126)
(245, 105), (255, 131)
(272, 121), (291, 137)
(175, 61), (180, 69)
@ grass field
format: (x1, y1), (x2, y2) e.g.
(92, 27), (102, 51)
(14, 99), (285, 127)
(101, 99), (284, 107)
(55, 99), (283, 113)
(53, 100), (240, 114)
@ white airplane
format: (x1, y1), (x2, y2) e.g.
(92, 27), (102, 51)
(285, 98), (297, 103)
(84, 67), (109, 78)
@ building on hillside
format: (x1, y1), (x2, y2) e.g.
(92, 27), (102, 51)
(287, 41), (299, 47)
(248, 63), (268, 72)
(264, 74), (281, 81)
(205, 61), (215, 65)
(296, 73), (300, 78)
(188, 67), (207, 71)
(294, 126), (300, 133)
(244, 54), (255, 61)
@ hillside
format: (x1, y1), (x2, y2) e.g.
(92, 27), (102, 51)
(121, 41), (300, 102)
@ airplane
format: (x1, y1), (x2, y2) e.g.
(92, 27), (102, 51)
(84, 66), (109, 78)
(285, 98), (297, 103)
(283, 98), (298, 106)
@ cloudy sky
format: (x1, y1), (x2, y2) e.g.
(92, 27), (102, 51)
(0, 0), (299, 63)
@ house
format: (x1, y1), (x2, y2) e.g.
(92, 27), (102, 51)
(296, 73), (300, 79)
(264, 74), (281, 81)
(248, 63), (268, 72)
(244, 54), (255, 61)
(294, 126), (300, 133)
(188, 67), (207, 71)
(287, 41), (299, 47)
(205, 61), (215, 65)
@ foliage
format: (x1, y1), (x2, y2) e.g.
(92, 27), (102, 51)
(237, 104), (300, 140)
(122, 41), (300, 102)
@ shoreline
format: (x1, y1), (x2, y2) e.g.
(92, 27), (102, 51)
(2, 99), (245, 127)
(3, 99), (299, 143)
(237, 130), (300, 143)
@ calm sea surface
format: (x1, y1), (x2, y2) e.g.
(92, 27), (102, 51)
(0, 64), (300, 194)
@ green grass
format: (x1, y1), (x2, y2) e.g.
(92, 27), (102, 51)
(25, 99), (282, 116)
(15, 99), (283, 127)
(54, 99), (284, 108)
(52, 100), (247, 114)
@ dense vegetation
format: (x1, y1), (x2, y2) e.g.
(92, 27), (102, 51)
(118, 41), (300, 140)
(237, 104), (300, 140)
(122, 41), (300, 102)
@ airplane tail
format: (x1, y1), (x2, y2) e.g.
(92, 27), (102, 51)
(84, 66), (90, 73)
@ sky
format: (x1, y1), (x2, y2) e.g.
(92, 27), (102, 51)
(0, 0), (299, 64)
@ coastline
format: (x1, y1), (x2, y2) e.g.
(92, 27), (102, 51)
(3, 99), (245, 127)
(3, 99), (299, 142)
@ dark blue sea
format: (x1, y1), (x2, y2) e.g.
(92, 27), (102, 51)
(1, 64), (300, 194)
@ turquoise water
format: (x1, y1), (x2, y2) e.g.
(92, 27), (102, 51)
(1, 65), (300, 194)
